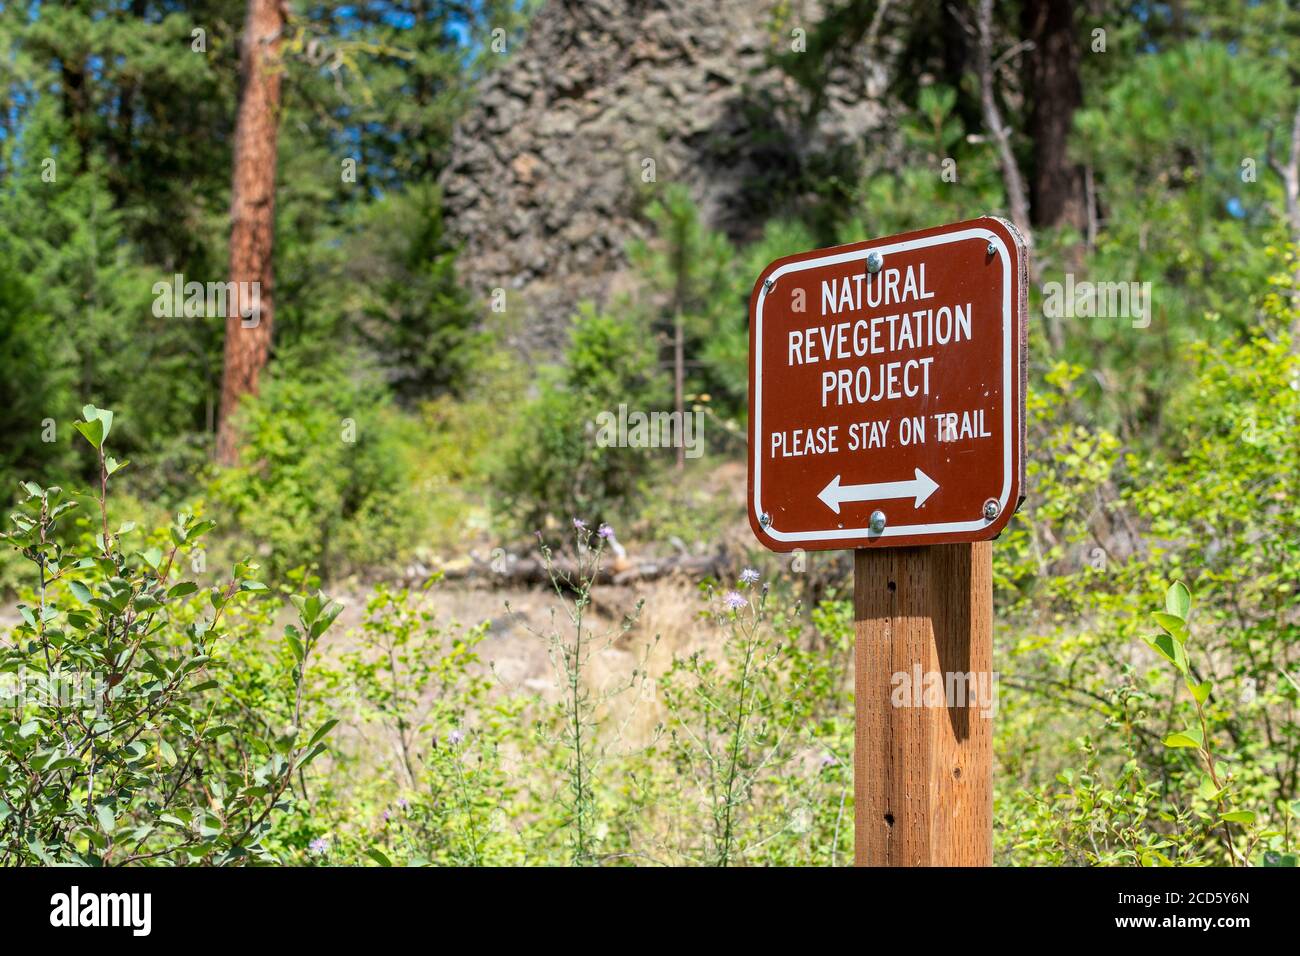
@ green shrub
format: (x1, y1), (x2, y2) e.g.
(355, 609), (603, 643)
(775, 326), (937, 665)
(296, 581), (530, 866)
(495, 303), (668, 534)
(0, 405), (341, 864)
(208, 356), (433, 579)
(999, 582), (1299, 867)
(992, 287), (1299, 866)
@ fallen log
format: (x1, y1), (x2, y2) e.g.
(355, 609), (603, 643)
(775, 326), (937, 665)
(415, 547), (730, 589)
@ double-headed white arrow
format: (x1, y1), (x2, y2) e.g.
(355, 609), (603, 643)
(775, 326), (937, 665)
(817, 468), (939, 514)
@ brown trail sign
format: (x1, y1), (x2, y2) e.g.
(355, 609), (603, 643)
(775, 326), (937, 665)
(748, 217), (1026, 549)
(747, 217), (1028, 866)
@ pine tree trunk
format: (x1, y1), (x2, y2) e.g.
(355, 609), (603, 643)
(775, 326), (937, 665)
(1022, 0), (1086, 231)
(216, 0), (284, 466)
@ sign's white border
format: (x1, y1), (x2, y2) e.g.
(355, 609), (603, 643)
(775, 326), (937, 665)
(753, 227), (1014, 542)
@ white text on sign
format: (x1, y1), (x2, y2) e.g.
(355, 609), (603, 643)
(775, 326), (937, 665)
(769, 261), (993, 459)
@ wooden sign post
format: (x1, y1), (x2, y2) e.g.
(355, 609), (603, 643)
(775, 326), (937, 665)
(747, 217), (1027, 867)
(854, 543), (992, 865)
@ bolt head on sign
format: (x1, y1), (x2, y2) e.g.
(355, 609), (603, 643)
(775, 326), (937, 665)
(747, 217), (1027, 551)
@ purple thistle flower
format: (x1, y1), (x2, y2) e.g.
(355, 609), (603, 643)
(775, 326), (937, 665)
(740, 568), (760, 586)
(723, 591), (747, 611)
(597, 523), (614, 539)
(572, 517), (587, 530)
(397, 798), (408, 810)
(448, 728), (465, 747)
(309, 837), (330, 854)
(820, 753), (838, 768)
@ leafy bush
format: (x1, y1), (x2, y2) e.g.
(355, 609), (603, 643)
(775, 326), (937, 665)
(1000, 582), (1299, 867)
(992, 286), (1299, 866)
(0, 405), (340, 864)
(208, 356), (433, 579)
(495, 304), (668, 534)
(297, 581), (530, 866)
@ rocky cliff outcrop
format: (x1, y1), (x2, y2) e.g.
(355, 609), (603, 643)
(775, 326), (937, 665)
(440, 0), (890, 355)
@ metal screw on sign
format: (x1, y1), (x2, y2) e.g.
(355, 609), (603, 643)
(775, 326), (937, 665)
(986, 241), (997, 257)
(763, 278), (774, 293)
(759, 512), (772, 529)
(869, 510), (886, 533)
(865, 251), (883, 274)
(982, 499), (999, 521)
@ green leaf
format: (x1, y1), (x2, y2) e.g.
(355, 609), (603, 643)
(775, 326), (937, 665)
(1151, 612), (1187, 638)
(81, 404), (113, 441)
(366, 847), (393, 867)
(167, 582), (198, 598)
(310, 598), (345, 639)
(139, 547), (163, 570)
(37, 752), (81, 772)
(1220, 810), (1255, 824)
(308, 719), (339, 749)
(49, 501), (77, 519)
(133, 594), (161, 612)
(1187, 679), (1212, 705)
(1145, 633), (1188, 673)
(73, 418), (104, 450)
(295, 742), (328, 770)
(69, 581), (92, 603)
(1196, 776), (1221, 801)
(1262, 852), (1298, 867)
(94, 803), (116, 833)
(1165, 581), (1191, 621)
(1163, 727), (1204, 749)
